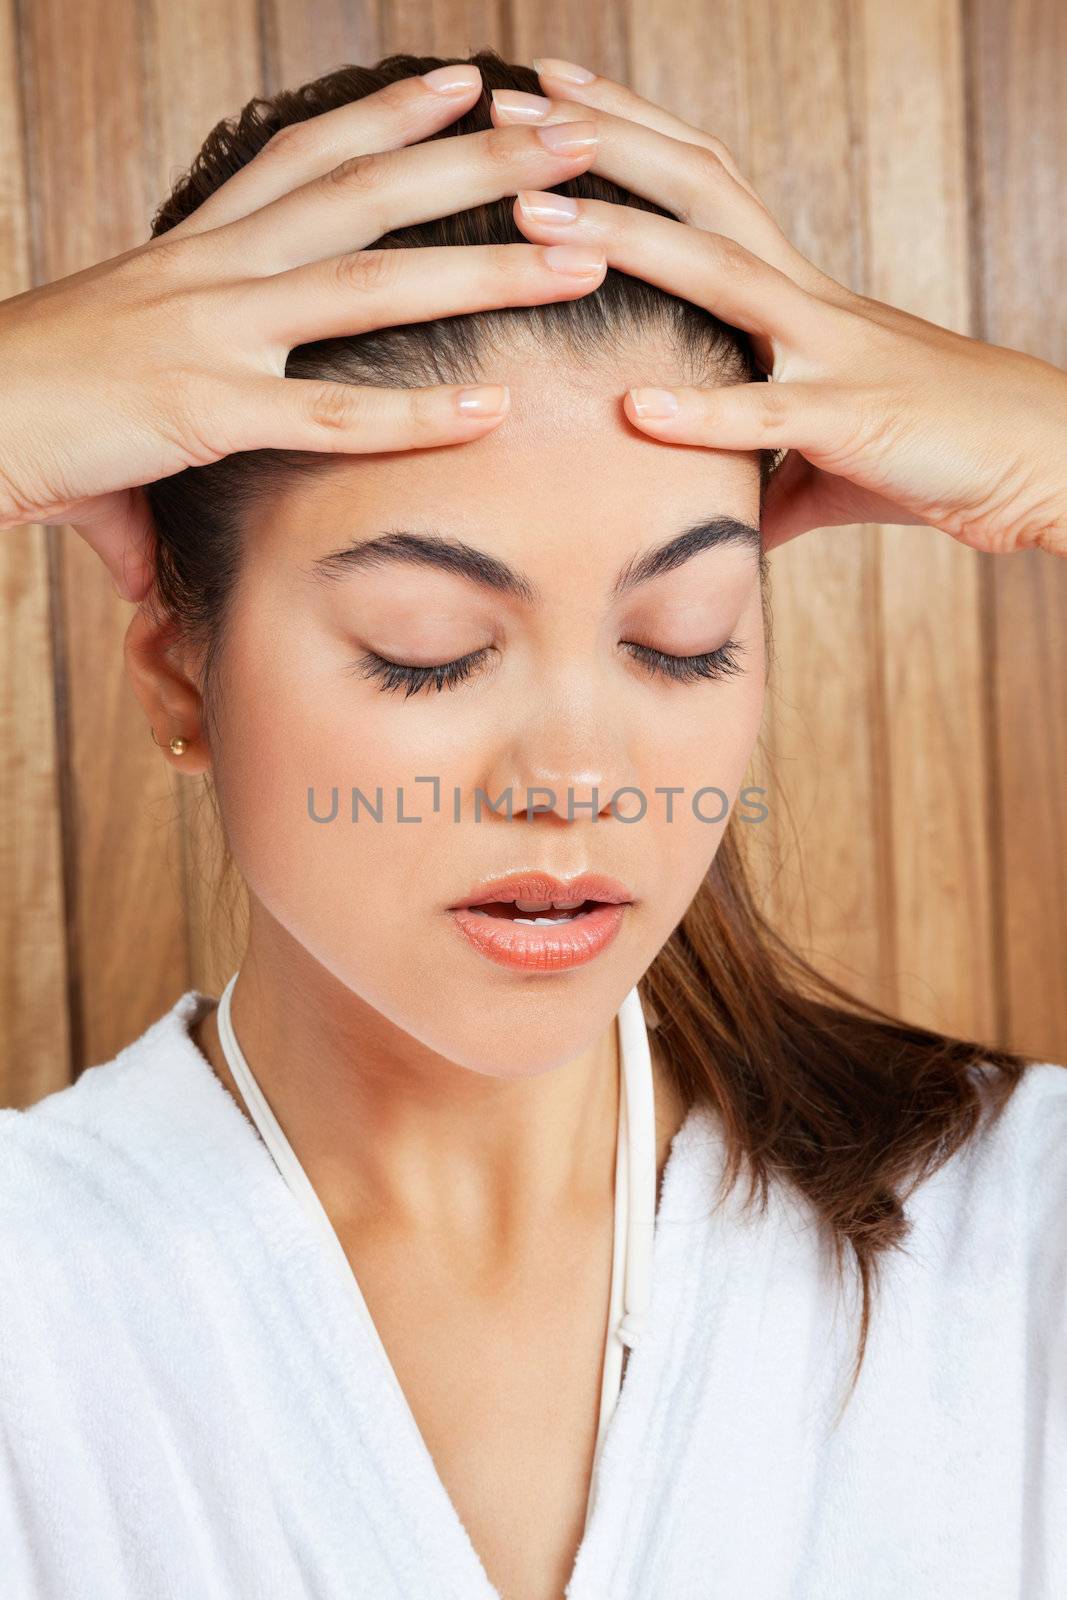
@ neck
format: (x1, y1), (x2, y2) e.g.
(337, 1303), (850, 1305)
(190, 937), (689, 1254)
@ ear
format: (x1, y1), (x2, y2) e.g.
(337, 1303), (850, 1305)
(124, 602), (212, 776)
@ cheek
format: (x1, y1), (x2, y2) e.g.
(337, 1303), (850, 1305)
(635, 634), (766, 924)
(214, 598), (493, 808)
(206, 615), (506, 993)
(642, 619), (765, 793)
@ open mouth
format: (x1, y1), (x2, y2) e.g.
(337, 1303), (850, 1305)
(447, 872), (633, 971)
(467, 898), (606, 925)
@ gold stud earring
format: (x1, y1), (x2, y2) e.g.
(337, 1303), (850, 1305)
(150, 728), (191, 755)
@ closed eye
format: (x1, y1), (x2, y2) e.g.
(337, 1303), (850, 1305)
(348, 637), (746, 698)
(347, 645), (495, 698)
(622, 638), (746, 684)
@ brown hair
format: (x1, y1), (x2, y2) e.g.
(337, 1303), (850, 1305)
(143, 47), (1034, 1413)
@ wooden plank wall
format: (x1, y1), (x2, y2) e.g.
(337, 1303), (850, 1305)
(1, 0), (1064, 1105)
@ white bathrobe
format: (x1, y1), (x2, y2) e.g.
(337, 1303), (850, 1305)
(1, 987), (1065, 1599)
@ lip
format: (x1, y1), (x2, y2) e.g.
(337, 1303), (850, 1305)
(449, 870), (634, 911)
(446, 870), (634, 973)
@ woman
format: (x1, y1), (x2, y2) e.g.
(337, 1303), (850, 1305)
(1, 47), (1065, 1600)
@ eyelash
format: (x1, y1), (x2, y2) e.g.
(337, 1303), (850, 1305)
(351, 647), (495, 698)
(350, 639), (746, 698)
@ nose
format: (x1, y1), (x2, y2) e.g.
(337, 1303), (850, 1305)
(481, 684), (643, 826)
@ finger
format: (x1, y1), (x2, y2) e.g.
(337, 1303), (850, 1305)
(113, 488), (157, 602)
(492, 90), (763, 219)
(69, 487), (156, 601)
(509, 193), (833, 370)
(761, 460), (932, 550)
(492, 91), (843, 303)
(197, 121), (600, 276)
(246, 240), (607, 350)
(221, 377), (515, 456)
(161, 66), (486, 238)
(529, 59), (761, 199)
(622, 381), (849, 460)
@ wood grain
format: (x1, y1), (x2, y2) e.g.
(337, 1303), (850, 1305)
(967, 0), (1067, 1056)
(1, 0), (1063, 1104)
(0, 0), (70, 1106)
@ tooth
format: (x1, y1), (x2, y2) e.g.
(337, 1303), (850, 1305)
(515, 915), (576, 926)
(513, 898), (553, 913)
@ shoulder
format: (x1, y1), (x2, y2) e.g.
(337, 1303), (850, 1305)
(901, 1055), (1067, 1285)
(0, 987), (276, 1378)
(977, 1055), (1067, 1244)
(0, 989), (222, 1241)
(962, 1054), (1067, 1187)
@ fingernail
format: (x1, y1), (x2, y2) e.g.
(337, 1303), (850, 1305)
(420, 64), (482, 95)
(456, 384), (510, 416)
(629, 387), (680, 418)
(543, 244), (605, 276)
(517, 189), (579, 223)
(536, 121), (598, 154)
(532, 57), (596, 85)
(492, 88), (550, 121)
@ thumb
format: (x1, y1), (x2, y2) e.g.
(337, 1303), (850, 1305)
(69, 487), (156, 601)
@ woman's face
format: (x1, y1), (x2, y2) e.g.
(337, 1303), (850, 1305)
(208, 341), (766, 1075)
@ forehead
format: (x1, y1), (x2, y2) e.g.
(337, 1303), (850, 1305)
(261, 342), (761, 569)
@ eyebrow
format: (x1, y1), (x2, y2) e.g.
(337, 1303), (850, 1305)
(305, 516), (761, 605)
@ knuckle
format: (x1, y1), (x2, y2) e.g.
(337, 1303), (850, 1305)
(124, 234), (223, 309)
(484, 241), (533, 295)
(126, 233), (196, 286)
(485, 125), (525, 173)
(332, 248), (399, 295)
(406, 385), (447, 439)
(706, 135), (738, 167)
(691, 145), (719, 184)
(758, 383), (792, 426)
(694, 144), (732, 186)
(705, 230), (751, 277)
(325, 150), (385, 195)
(260, 121), (308, 160)
(305, 380), (359, 433)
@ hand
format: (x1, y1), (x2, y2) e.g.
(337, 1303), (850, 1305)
(0, 64), (611, 601)
(493, 64), (1067, 558)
